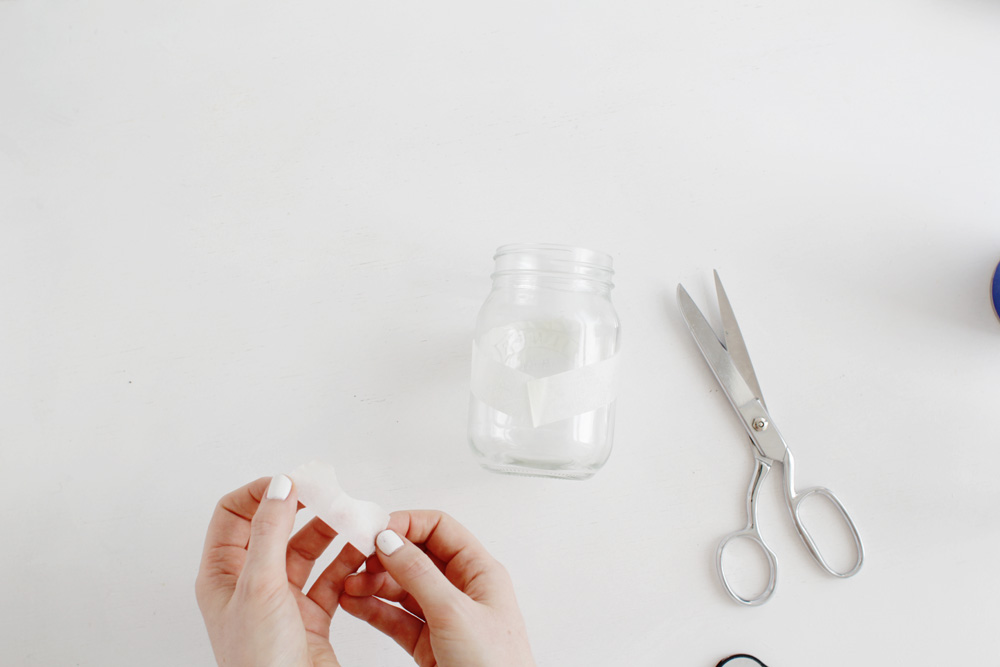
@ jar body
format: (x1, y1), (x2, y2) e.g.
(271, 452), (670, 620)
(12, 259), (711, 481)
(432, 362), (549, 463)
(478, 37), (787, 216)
(468, 245), (620, 480)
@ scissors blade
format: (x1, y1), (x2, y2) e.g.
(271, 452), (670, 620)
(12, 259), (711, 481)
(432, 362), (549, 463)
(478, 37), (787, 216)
(714, 270), (767, 410)
(677, 283), (789, 463)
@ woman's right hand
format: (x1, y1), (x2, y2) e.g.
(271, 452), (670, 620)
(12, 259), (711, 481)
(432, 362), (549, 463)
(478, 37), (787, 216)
(340, 510), (535, 667)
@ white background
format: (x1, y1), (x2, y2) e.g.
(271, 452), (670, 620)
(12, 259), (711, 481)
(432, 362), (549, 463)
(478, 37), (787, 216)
(2, 1), (999, 665)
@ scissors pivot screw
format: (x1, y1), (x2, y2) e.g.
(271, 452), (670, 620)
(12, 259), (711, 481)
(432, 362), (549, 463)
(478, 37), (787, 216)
(752, 417), (769, 432)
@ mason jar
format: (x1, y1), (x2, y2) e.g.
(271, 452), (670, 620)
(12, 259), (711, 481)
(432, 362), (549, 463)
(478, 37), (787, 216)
(468, 244), (621, 480)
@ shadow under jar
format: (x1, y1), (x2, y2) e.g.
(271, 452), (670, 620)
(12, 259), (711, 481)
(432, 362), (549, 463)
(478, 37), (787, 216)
(469, 244), (621, 480)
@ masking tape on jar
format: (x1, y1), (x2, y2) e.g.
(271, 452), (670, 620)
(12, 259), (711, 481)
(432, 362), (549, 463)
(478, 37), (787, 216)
(471, 343), (620, 427)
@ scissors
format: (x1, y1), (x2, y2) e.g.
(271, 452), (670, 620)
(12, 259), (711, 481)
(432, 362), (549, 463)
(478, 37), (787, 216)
(677, 271), (864, 606)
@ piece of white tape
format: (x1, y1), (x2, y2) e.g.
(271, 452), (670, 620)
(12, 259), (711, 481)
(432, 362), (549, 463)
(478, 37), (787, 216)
(288, 461), (390, 556)
(470, 345), (534, 422)
(471, 343), (619, 427)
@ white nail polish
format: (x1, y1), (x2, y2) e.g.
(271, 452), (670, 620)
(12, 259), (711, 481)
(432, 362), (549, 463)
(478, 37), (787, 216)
(266, 474), (292, 501)
(376, 530), (404, 555)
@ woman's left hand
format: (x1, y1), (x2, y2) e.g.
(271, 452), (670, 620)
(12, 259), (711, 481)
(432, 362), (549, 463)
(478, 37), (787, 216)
(196, 475), (366, 667)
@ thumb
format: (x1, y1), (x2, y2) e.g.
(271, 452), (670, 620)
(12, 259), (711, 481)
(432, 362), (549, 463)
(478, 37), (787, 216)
(243, 474), (297, 583)
(375, 530), (461, 616)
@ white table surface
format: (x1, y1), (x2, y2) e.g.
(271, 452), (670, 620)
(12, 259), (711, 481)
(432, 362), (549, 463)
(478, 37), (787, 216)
(2, 2), (999, 665)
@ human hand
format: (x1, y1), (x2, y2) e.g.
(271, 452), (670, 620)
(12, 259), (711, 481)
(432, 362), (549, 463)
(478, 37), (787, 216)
(196, 476), (367, 667)
(340, 511), (535, 667)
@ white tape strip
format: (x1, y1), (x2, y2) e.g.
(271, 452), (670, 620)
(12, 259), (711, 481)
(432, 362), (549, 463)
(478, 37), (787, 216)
(470, 346), (534, 421)
(526, 354), (620, 427)
(471, 343), (619, 427)
(288, 461), (390, 556)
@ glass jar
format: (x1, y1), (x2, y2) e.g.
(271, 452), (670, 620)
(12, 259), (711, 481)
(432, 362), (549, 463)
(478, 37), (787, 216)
(468, 244), (621, 480)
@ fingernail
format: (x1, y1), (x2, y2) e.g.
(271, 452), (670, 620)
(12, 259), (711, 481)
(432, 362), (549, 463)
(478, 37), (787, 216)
(376, 529), (404, 555)
(266, 474), (292, 501)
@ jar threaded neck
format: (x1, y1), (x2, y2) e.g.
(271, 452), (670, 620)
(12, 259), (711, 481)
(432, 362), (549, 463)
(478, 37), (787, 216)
(491, 244), (614, 290)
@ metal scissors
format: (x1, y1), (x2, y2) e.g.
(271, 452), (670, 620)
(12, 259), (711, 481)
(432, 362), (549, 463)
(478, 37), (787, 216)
(677, 271), (864, 606)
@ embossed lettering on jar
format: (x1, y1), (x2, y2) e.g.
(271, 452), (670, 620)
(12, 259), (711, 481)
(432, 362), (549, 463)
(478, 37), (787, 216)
(469, 244), (621, 480)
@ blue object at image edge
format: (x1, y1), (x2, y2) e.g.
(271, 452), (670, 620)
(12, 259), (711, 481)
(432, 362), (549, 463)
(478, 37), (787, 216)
(993, 261), (1000, 322)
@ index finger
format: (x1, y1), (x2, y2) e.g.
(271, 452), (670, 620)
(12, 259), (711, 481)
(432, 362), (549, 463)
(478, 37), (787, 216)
(198, 478), (286, 589)
(393, 510), (486, 558)
(385, 510), (506, 599)
(203, 477), (271, 552)
(196, 477), (271, 612)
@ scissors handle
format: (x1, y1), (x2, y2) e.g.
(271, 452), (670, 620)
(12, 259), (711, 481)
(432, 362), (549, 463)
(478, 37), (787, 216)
(782, 451), (865, 578)
(717, 456), (779, 606)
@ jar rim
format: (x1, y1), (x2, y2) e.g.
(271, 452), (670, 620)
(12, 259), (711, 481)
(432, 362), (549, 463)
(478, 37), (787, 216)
(491, 243), (614, 290)
(493, 244), (613, 271)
